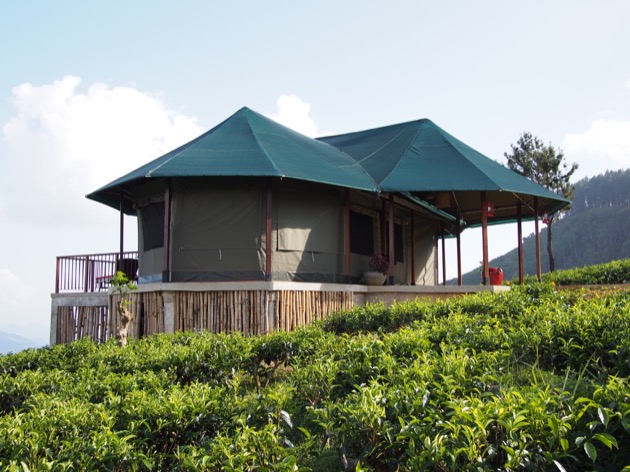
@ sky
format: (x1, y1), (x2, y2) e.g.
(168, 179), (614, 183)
(1, 1), (629, 346)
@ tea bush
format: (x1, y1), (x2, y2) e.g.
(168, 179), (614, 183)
(1, 281), (630, 470)
(522, 258), (630, 285)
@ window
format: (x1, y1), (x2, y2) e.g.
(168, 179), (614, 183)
(394, 223), (404, 263)
(350, 211), (374, 256)
(140, 202), (164, 251)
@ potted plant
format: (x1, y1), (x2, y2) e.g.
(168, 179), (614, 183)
(364, 253), (388, 285)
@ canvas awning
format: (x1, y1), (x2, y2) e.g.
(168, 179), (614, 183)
(318, 119), (569, 226)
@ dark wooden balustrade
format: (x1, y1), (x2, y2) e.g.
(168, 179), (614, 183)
(55, 251), (139, 293)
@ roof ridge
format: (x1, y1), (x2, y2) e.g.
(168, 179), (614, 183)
(430, 124), (502, 190)
(375, 119), (428, 186)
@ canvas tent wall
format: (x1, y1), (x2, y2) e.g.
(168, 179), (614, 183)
(133, 176), (440, 285)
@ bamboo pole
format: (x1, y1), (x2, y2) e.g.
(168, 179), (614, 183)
(220, 291), (224, 332)
(254, 292), (259, 335)
(214, 292), (218, 332)
(204, 291), (209, 331)
(212, 292), (218, 333)
(261, 291), (267, 335)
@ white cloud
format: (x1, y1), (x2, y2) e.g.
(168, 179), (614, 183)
(563, 119), (630, 179)
(1, 76), (204, 227)
(0, 77), (205, 344)
(268, 94), (320, 138)
(0, 268), (33, 311)
(0, 268), (43, 340)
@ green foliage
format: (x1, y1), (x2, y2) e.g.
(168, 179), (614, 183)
(1, 285), (630, 470)
(504, 132), (578, 202)
(537, 258), (630, 285)
(110, 271), (137, 296)
(505, 131), (578, 272)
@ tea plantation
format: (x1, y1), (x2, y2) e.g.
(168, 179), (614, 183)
(1, 261), (629, 471)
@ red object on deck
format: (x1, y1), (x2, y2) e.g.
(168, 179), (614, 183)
(489, 267), (504, 285)
(486, 202), (495, 217)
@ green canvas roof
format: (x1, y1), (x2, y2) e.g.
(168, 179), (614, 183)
(318, 119), (569, 225)
(87, 107), (379, 212)
(88, 107), (568, 227)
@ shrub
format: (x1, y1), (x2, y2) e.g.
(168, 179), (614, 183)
(1, 281), (629, 470)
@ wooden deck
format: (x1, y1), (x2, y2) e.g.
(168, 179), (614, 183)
(50, 281), (508, 345)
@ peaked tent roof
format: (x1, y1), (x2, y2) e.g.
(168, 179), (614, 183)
(88, 107), (569, 227)
(318, 119), (569, 225)
(87, 107), (379, 212)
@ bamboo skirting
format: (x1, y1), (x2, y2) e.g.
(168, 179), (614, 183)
(173, 290), (354, 335)
(142, 292), (164, 336)
(173, 290), (268, 335)
(56, 305), (110, 344)
(56, 292), (165, 344)
(274, 290), (353, 332)
(55, 289), (355, 344)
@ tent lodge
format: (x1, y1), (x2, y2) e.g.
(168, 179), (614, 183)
(50, 107), (568, 345)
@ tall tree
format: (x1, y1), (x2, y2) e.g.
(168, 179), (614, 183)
(504, 132), (578, 272)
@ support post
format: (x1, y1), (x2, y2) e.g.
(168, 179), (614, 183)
(163, 292), (175, 334)
(410, 211), (416, 285)
(55, 257), (61, 293)
(388, 193), (395, 284)
(480, 191), (490, 285)
(456, 213), (462, 286)
(162, 179), (172, 282)
(381, 199), (387, 255)
(83, 256), (90, 293)
(440, 224), (446, 286)
(517, 201), (524, 284)
(344, 189), (351, 281)
(534, 197), (542, 281)
(119, 197), (124, 259)
(265, 179), (273, 280)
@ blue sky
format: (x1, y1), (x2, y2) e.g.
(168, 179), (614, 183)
(1, 1), (629, 345)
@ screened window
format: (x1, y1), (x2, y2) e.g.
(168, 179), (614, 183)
(140, 202), (165, 251)
(394, 223), (404, 263)
(350, 211), (374, 256)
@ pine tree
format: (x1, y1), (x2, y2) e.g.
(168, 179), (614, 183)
(504, 132), (578, 271)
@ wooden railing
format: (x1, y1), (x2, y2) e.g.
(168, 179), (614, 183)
(55, 251), (139, 293)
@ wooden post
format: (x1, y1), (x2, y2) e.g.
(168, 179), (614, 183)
(517, 201), (524, 284)
(381, 199), (387, 255)
(55, 257), (61, 293)
(440, 224), (446, 285)
(265, 179), (273, 280)
(119, 197), (125, 259)
(344, 189), (351, 281)
(534, 197), (542, 281)
(162, 179), (172, 282)
(456, 213), (463, 286)
(480, 191), (490, 285)
(83, 256), (90, 293)
(410, 211), (416, 285)
(388, 193), (395, 283)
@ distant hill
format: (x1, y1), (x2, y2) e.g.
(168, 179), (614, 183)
(455, 169), (630, 284)
(0, 331), (44, 354)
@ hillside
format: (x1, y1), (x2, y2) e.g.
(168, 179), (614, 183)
(0, 331), (44, 355)
(457, 169), (630, 284)
(1, 263), (630, 471)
